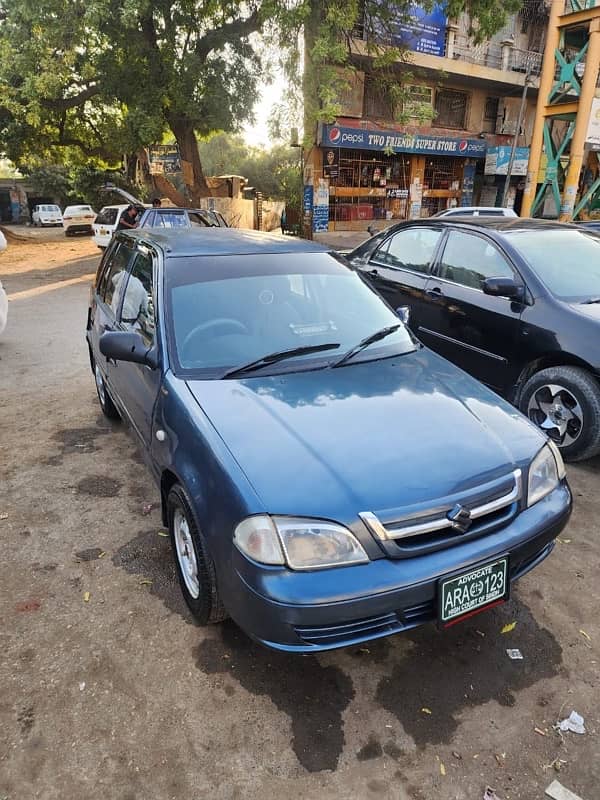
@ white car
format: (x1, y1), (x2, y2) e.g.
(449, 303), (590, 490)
(433, 206), (518, 218)
(32, 204), (63, 227)
(62, 204), (96, 236)
(93, 204), (129, 249)
(0, 229), (7, 335)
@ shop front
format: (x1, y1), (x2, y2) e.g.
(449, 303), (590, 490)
(312, 123), (487, 231)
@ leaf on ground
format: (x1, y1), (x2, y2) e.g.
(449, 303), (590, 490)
(83, 591), (90, 602)
(421, 707), (432, 715)
(501, 621), (517, 634)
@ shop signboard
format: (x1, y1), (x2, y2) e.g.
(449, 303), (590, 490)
(148, 144), (182, 175)
(461, 163), (476, 206)
(303, 186), (313, 215)
(387, 4), (447, 56)
(320, 124), (486, 158)
(313, 179), (329, 233)
(484, 146), (530, 176)
(586, 98), (600, 146)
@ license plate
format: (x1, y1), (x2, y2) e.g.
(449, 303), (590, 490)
(439, 557), (508, 625)
(100, 228), (108, 235)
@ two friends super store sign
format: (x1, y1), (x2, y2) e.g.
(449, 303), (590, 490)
(320, 124), (487, 158)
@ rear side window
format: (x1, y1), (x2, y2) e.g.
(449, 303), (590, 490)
(98, 241), (135, 312)
(374, 227), (441, 274)
(437, 231), (514, 290)
(188, 212), (210, 227)
(95, 208), (119, 225)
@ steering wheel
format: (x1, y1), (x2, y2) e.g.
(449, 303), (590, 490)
(181, 318), (248, 360)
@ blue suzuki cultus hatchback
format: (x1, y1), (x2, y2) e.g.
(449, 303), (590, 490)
(86, 228), (572, 652)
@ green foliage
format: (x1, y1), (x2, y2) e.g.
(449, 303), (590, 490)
(26, 163), (142, 209)
(198, 132), (302, 208)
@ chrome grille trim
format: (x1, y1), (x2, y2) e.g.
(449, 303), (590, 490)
(360, 469), (522, 542)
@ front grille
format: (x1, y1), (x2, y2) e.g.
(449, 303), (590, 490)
(360, 470), (522, 558)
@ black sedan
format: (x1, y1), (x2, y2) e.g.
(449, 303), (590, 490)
(347, 218), (600, 461)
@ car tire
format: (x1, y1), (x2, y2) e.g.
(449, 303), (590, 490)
(519, 366), (600, 461)
(94, 362), (120, 420)
(167, 484), (227, 625)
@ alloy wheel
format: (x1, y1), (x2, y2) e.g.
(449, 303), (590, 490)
(527, 383), (583, 447)
(173, 509), (200, 599)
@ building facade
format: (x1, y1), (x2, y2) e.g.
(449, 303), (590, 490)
(305, 4), (549, 233)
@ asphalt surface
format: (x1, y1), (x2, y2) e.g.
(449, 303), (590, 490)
(0, 236), (599, 800)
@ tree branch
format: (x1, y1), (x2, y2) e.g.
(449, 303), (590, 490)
(195, 10), (262, 61)
(41, 85), (100, 111)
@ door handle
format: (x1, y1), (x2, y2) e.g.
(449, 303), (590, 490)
(426, 286), (443, 298)
(367, 268), (378, 276)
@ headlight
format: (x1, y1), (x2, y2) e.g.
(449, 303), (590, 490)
(234, 515), (369, 570)
(527, 443), (562, 507)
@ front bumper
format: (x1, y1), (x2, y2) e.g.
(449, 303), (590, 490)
(226, 482), (571, 653)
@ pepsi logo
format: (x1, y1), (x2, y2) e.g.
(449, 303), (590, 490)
(329, 127), (341, 144)
(458, 140), (468, 152)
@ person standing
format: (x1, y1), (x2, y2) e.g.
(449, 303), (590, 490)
(151, 198), (162, 208)
(280, 207), (287, 235)
(117, 205), (139, 230)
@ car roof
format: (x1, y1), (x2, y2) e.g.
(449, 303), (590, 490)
(99, 204), (129, 211)
(119, 227), (330, 256)
(403, 217), (575, 233)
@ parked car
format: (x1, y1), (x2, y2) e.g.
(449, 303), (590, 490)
(63, 204), (96, 236)
(32, 204), (63, 227)
(137, 207), (228, 228)
(93, 204), (133, 249)
(433, 207), (519, 218)
(347, 218), (600, 461)
(85, 227), (571, 652)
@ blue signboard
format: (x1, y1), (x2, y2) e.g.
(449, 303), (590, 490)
(389, 4), (447, 56)
(320, 124), (487, 159)
(461, 163), (476, 206)
(303, 186), (313, 214)
(313, 205), (329, 233)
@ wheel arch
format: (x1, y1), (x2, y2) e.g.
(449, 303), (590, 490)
(160, 468), (180, 526)
(513, 352), (598, 404)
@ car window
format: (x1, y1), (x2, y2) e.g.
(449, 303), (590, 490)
(437, 231), (514, 290)
(154, 211), (187, 228)
(188, 212), (210, 227)
(95, 208), (119, 226)
(374, 227), (441, 274)
(119, 251), (155, 346)
(99, 241), (136, 313)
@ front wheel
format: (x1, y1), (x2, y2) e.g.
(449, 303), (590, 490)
(519, 366), (600, 461)
(167, 484), (227, 625)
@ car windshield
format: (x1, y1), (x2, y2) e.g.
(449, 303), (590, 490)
(506, 229), (600, 301)
(166, 252), (416, 376)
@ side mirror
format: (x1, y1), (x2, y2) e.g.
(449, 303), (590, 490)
(482, 277), (524, 301)
(100, 331), (157, 368)
(396, 305), (410, 325)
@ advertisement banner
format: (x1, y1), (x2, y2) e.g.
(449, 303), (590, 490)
(320, 124), (486, 159)
(388, 4), (447, 56)
(148, 144), (182, 175)
(313, 179), (329, 233)
(586, 98), (600, 146)
(484, 146), (530, 176)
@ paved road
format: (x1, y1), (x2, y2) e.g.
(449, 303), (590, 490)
(1, 239), (599, 800)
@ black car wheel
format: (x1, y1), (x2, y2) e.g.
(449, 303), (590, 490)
(167, 484), (227, 625)
(519, 366), (600, 461)
(94, 363), (120, 420)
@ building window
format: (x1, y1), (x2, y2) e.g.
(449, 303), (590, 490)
(434, 89), (469, 129)
(485, 97), (500, 121)
(364, 76), (393, 119)
(403, 85), (434, 118)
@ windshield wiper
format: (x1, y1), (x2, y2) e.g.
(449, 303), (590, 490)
(581, 297), (600, 304)
(222, 343), (341, 379)
(331, 324), (401, 369)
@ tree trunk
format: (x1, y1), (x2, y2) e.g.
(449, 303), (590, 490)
(168, 116), (211, 205)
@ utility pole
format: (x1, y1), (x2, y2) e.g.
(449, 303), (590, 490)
(502, 74), (531, 208)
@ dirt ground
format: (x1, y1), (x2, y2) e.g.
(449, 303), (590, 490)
(0, 237), (598, 800)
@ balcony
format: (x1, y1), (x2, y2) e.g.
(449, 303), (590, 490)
(451, 34), (543, 76)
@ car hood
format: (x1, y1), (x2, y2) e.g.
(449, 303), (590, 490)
(186, 349), (544, 518)
(569, 301), (600, 321)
